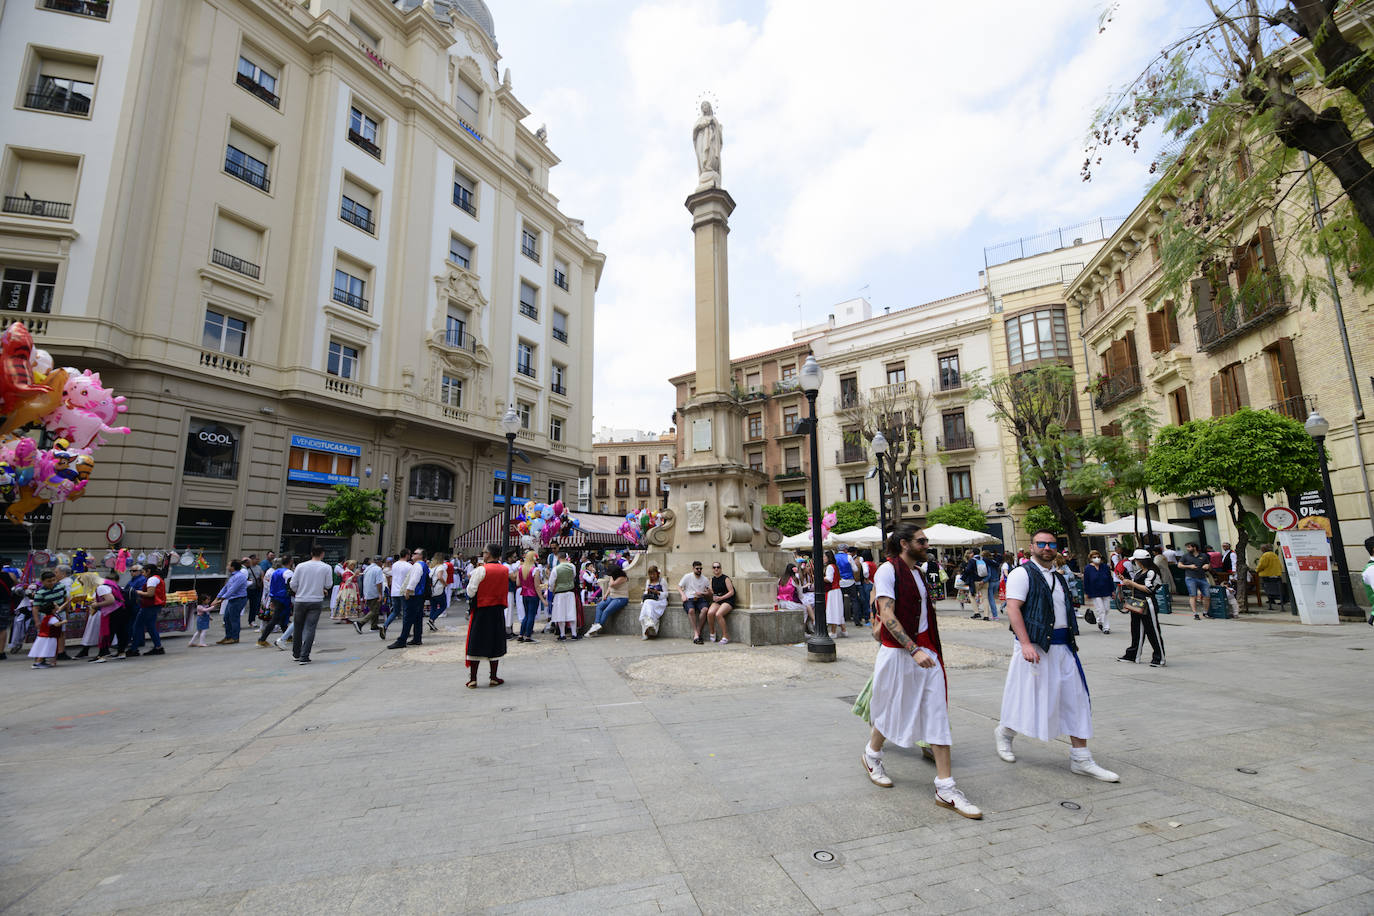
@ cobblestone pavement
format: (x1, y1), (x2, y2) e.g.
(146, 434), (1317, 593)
(1, 602), (1371, 915)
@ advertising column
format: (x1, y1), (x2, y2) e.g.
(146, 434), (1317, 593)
(1276, 529), (1341, 625)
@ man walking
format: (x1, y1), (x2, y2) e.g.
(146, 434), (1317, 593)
(1363, 536), (1374, 626)
(288, 548), (331, 664)
(387, 548), (428, 649)
(1178, 543), (1212, 620)
(212, 559), (249, 645)
(962, 549), (990, 619)
(129, 564), (167, 657)
(245, 554), (262, 625)
(384, 549), (411, 640)
(862, 523), (982, 819)
(258, 557), (294, 647)
(994, 528), (1118, 783)
(354, 557), (385, 636)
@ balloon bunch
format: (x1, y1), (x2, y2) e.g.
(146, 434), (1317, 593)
(0, 322), (130, 524)
(514, 499), (580, 546)
(617, 508), (663, 546)
(797, 510), (838, 544)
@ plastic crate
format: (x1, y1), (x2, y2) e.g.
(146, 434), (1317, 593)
(1207, 588), (1230, 619)
(1155, 585), (1172, 614)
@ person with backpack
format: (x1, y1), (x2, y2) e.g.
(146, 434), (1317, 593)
(834, 545), (860, 625)
(388, 547), (429, 649)
(258, 557), (294, 647)
(962, 550), (989, 620)
(129, 563), (167, 657)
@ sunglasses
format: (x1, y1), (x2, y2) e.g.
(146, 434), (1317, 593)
(912, 537), (929, 545)
(712, 565), (721, 569)
(1034, 541), (1058, 548)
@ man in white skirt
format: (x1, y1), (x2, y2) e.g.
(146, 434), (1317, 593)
(862, 522), (982, 819)
(994, 528), (1118, 782)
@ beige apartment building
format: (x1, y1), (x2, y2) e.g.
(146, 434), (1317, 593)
(669, 341), (813, 506)
(0, 0), (603, 567)
(1070, 178), (1374, 592)
(590, 434), (675, 516)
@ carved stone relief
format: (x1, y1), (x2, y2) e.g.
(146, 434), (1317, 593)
(685, 500), (707, 533)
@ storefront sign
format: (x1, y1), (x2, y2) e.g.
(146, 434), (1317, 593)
(1295, 490), (1332, 538)
(185, 419), (241, 479)
(289, 435), (361, 457)
(1276, 530), (1340, 625)
(1188, 496), (1216, 518)
(492, 469), (531, 505)
(287, 434), (361, 487)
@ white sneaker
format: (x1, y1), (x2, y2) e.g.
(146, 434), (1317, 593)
(718, 637), (729, 645)
(586, 623), (602, 636)
(709, 633), (717, 642)
(994, 726), (1016, 763)
(862, 752), (892, 787)
(935, 785), (983, 819)
(1070, 758), (1120, 782)
(274, 639), (286, 651)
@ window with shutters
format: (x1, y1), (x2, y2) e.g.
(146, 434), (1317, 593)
(211, 211), (264, 280)
(1101, 421), (1122, 438)
(1096, 332), (1141, 408)
(235, 45), (280, 108)
(455, 76), (481, 124)
(340, 174), (377, 234)
(224, 124), (272, 192)
(1168, 386), (1191, 425)
(1146, 301), (1182, 353)
(452, 169), (478, 216)
(946, 468), (972, 501)
(347, 102), (383, 158)
(747, 451), (763, 472)
(1094, 290), (1104, 315)
(1210, 363), (1248, 416)
(3, 148), (80, 220)
(1192, 263), (1235, 350)
(22, 48), (97, 117)
(1235, 226), (1284, 317)
(1263, 338), (1306, 419)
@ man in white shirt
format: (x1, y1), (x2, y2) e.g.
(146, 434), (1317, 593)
(385, 550), (412, 637)
(862, 523), (981, 818)
(678, 560), (713, 644)
(288, 547), (333, 665)
(353, 557), (386, 637)
(995, 529), (1118, 783)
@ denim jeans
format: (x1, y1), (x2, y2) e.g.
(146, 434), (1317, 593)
(128, 605), (163, 649)
(384, 595), (403, 629)
(427, 589), (448, 622)
(520, 595), (539, 638)
(260, 599), (291, 641)
(222, 596), (245, 640)
(857, 582), (873, 624)
(399, 595), (425, 644)
(291, 601), (323, 660)
(594, 596), (628, 627)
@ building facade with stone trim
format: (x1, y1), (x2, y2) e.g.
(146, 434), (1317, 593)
(0, 0), (603, 567)
(589, 433), (676, 516)
(1069, 179), (1374, 598)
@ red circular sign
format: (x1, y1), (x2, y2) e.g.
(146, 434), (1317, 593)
(1262, 507), (1298, 531)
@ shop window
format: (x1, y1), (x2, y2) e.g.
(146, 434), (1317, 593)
(409, 465), (454, 502)
(175, 508), (233, 574)
(1, 264), (57, 314)
(183, 419), (241, 479)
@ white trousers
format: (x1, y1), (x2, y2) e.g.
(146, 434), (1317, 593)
(1091, 596), (1111, 630)
(999, 641), (1092, 743)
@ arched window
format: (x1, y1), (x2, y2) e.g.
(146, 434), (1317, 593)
(409, 465), (454, 502)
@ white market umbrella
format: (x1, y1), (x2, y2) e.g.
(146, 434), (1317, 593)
(779, 529), (840, 550)
(832, 525), (885, 549)
(923, 523), (1001, 547)
(1083, 517), (1198, 536)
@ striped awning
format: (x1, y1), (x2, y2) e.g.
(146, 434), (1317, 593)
(452, 511), (636, 555)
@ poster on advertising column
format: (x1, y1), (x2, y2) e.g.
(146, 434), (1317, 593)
(1276, 530), (1341, 625)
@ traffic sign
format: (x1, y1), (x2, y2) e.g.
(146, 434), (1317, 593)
(1262, 506), (1298, 531)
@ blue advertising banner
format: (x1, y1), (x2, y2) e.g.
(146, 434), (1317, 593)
(290, 434), (362, 457)
(288, 469), (360, 487)
(492, 469), (532, 505)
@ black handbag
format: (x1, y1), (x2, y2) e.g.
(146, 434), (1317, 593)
(1083, 607), (1096, 626)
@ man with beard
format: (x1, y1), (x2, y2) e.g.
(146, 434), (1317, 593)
(861, 522), (982, 819)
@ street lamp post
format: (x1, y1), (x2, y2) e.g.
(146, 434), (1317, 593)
(800, 354), (835, 662)
(871, 430), (888, 547)
(500, 405), (521, 560)
(1305, 411), (1358, 612)
(376, 472), (391, 557)
(659, 455), (673, 510)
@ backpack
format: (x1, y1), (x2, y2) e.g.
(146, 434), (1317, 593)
(835, 553), (854, 581)
(975, 557), (988, 579)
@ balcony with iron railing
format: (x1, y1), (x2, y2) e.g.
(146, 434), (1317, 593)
(519, 302), (538, 320)
(554, 270), (569, 291)
(24, 89), (91, 116)
(521, 240), (540, 263)
(453, 187), (476, 216)
(42, 0), (108, 17)
(773, 379), (801, 395)
(550, 382), (567, 396)
(595, 467), (610, 476)
(1093, 365), (1142, 410)
(211, 248), (260, 280)
(235, 71), (279, 107)
(835, 445), (867, 465)
(224, 156), (269, 191)
(442, 328), (478, 352)
(516, 363), (536, 379)
(1265, 394), (1316, 421)
(936, 431), (976, 452)
(3, 195), (71, 219)
(347, 129), (381, 158)
(332, 287), (368, 312)
(339, 202), (375, 234)
(936, 370), (964, 394)
(552, 327), (568, 343)
(1195, 281), (1287, 351)
(774, 468), (807, 481)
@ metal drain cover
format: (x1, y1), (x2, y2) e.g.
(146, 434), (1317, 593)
(810, 849), (843, 868)
(1060, 801), (1082, 810)
(1236, 767), (1258, 775)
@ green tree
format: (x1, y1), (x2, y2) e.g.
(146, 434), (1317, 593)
(967, 365), (1089, 560)
(1087, 1), (1374, 306)
(824, 499), (877, 534)
(1022, 504), (1066, 538)
(1069, 405), (1161, 538)
(763, 503), (810, 537)
(308, 485), (386, 541)
(1146, 407), (1320, 602)
(924, 500), (988, 533)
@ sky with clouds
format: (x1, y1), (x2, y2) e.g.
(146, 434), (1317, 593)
(492, 0), (1189, 433)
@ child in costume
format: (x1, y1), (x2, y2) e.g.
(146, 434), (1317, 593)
(189, 593), (213, 647)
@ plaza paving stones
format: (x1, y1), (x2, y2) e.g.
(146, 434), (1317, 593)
(1, 605), (1371, 914)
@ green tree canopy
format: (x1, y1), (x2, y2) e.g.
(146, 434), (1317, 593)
(1147, 407), (1320, 600)
(824, 499), (877, 534)
(307, 485), (386, 540)
(924, 500), (988, 533)
(763, 503), (810, 537)
(1022, 505), (1066, 538)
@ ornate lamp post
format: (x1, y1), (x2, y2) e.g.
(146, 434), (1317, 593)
(800, 355), (835, 662)
(500, 405), (521, 559)
(871, 430), (888, 547)
(1304, 411), (1358, 612)
(376, 472), (391, 557)
(659, 455), (673, 510)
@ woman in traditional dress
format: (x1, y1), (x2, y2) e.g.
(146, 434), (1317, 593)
(823, 550), (848, 638)
(638, 565), (668, 639)
(462, 543), (509, 687)
(335, 560), (359, 622)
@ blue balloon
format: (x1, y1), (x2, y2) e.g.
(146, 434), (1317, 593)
(542, 505), (555, 520)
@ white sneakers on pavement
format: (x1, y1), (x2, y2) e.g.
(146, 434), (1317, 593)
(994, 725), (1016, 763)
(935, 785), (983, 819)
(1070, 758), (1120, 782)
(862, 751), (892, 788)
(585, 623), (602, 637)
